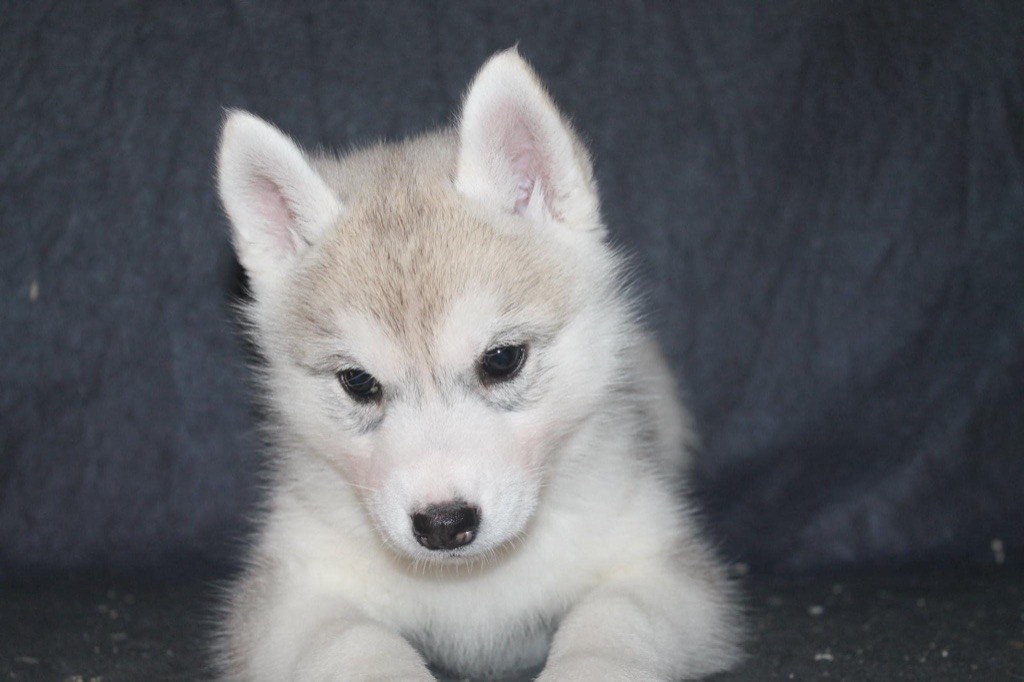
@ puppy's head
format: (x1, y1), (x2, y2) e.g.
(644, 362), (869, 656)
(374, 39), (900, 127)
(217, 50), (633, 563)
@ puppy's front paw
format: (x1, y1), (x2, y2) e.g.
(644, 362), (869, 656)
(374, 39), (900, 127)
(297, 662), (435, 682)
(535, 655), (660, 682)
(290, 627), (437, 682)
(364, 662), (437, 682)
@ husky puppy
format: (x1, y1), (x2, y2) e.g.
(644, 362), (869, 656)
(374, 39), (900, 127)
(215, 49), (741, 681)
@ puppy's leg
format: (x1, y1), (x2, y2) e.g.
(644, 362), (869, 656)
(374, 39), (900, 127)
(536, 563), (740, 682)
(224, 589), (434, 681)
(290, 615), (434, 681)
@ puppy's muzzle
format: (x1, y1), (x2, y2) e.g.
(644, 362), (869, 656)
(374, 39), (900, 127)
(411, 503), (480, 550)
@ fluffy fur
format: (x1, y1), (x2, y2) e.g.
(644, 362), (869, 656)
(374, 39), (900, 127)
(214, 49), (742, 681)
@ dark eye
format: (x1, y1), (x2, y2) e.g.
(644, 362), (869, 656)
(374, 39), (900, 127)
(479, 345), (527, 383)
(337, 368), (382, 403)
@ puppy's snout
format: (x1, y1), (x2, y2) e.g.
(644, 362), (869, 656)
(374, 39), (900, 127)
(412, 503), (480, 550)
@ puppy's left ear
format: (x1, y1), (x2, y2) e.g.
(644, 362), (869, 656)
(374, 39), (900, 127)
(217, 110), (341, 297)
(456, 49), (601, 234)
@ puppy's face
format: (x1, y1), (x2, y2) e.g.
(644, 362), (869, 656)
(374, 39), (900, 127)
(219, 51), (624, 563)
(274, 198), (618, 562)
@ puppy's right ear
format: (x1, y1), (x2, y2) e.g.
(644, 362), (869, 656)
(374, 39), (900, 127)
(217, 110), (341, 294)
(456, 49), (600, 234)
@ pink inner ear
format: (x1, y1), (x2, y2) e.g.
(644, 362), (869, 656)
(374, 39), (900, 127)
(509, 147), (539, 216)
(252, 175), (300, 253)
(493, 102), (551, 217)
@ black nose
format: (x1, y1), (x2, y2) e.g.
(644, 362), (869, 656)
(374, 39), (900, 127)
(411, 503), (480, 550)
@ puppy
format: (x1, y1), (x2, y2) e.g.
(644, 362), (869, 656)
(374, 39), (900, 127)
(214, 49), (742, 681)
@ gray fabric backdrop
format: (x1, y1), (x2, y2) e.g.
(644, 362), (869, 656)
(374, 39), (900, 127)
(2, 1), (1022, 576)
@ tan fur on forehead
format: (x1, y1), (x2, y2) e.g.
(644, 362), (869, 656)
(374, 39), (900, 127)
(284, 132), (575, 353)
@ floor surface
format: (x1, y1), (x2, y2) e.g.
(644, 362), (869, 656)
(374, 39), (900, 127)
(1, 565), (1021, 681)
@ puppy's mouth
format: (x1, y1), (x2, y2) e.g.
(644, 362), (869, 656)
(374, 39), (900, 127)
(428, 547), (476, 561)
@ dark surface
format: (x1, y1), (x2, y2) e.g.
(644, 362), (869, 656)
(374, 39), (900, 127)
(2, 2), (1023, 576)
(2, 565), (1022, 681)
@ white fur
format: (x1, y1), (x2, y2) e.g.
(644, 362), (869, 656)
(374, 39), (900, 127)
(214, 49), (742, 681)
